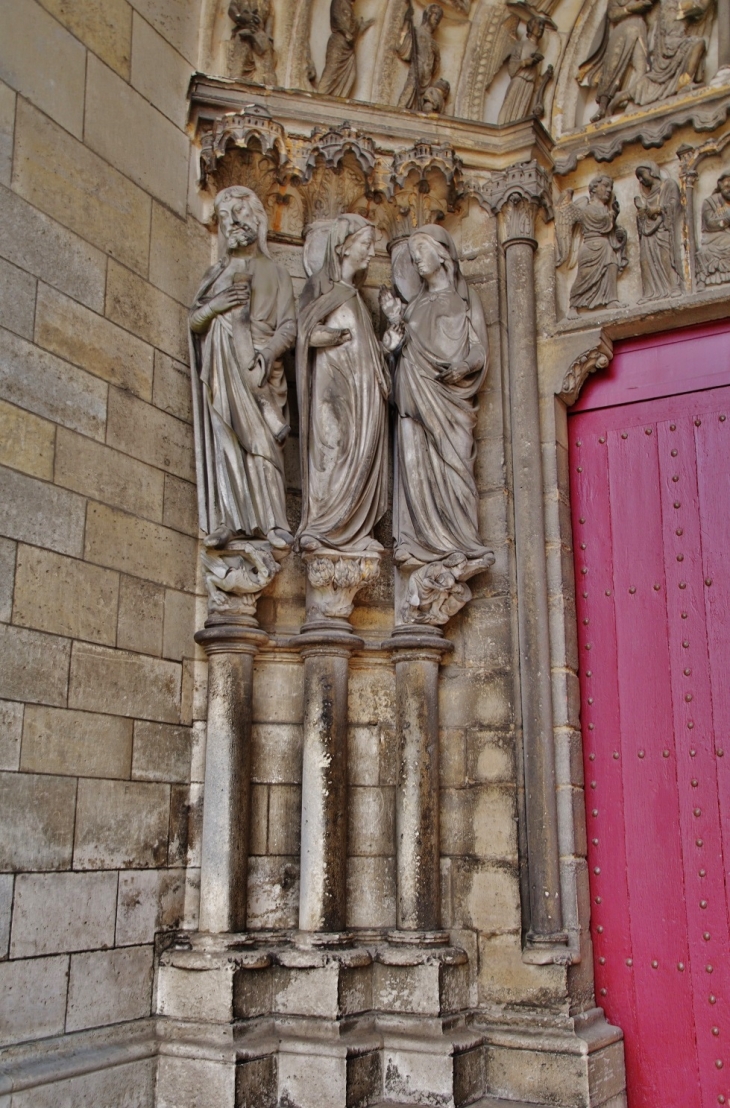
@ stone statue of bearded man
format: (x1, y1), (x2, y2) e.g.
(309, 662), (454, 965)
(189, 186), (296, 551)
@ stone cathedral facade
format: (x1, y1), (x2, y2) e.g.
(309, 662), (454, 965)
(0, 1), (728, 1106)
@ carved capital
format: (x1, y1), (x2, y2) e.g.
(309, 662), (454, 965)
(200, 539), (282, 626)
(199, 104), (287, 187)
(303, 549), (381, 624)
(479, 161), (553, 224)
(558, 337), (614, 407)
(400, 551), (494, 627)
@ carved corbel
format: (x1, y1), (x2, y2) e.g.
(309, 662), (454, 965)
(558, 336), (614, 407)
(199, 104), (288, 188)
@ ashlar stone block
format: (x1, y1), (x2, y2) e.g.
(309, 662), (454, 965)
(69, 641), (182, 723)
(66, 944), (153, 1031)
(0, 0), (85, 138)
(0, 255), (36, 340)
(116, 575), (164, 656)
(9, 870), (118, 957)
(11, 1058), (157, 1108)
(73, 778), (170, 869)
(35, 283), (154, 400)
(0, 537), (14, 624)
(37, 0), (133, 80)
(126, 0), (200, 62)
(106, 386), (195, 483)
(0, 184), (106, 312)
(21, 705), (133, 780)
(148, 201), (211, 304)
(84, 503), (197, 594)
(251, 724), (302, 785)
(0, 954), (69, 1047)
(85, 55), (188, 215)
(162, 588), (197, 661)
(132, 720), (191, 783)
(12, 544), (119, 646)
(0, 872), (12, 957)
(156, 1055), (234, 1108)
(0, 699), (22, 771)
(0, 399), (54, 481)
(1, 462), (87, 557)
(54, 428), (165, 524)
(0, 621), (72, 707)
(0, 771), (76, 871)
(278, 1048), (346, 1108)
(0, 79), (14, 187)
(153, 350), (193, 424)
(163, 473), (198, 537)
(0, 329), (107, 442)
(115, 868), (185, 945)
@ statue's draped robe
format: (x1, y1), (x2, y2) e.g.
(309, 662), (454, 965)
(394, 283), (490, 564)
(397, 23), (440, 109)
(697, 194), (730, 287)
(319, 0), (358, 97)
(631, 0), (710, 104)
(570, 200), (627, 309)
(579, 0), (649, 102)
(636, 176), (682, 299)
(498, 38), (540, 123)
(296, 276), (389, 551)
(190, 255), (295, 537)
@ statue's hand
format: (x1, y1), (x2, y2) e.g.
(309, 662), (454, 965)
(310, 326), (351, 348)
(379, 286), (404, 325)
(207, 284), (251, 316)
(438, 362), (471, 385)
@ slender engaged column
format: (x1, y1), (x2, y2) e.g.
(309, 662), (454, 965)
(390, 627), (452, 933)
(487, 169), (566, 953)
(196, 624), (267, 934)
(719, 0), (730, 71)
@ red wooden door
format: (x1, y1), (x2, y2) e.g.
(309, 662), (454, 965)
(570, 324), (730, 1108)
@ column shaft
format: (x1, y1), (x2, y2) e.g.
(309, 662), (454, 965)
(395, 649), (441, 932)
(719, 0), (730, 69)
(198, 643), (258, 934)
(299, 646), (350, 933)
(504, 235), (564, 941)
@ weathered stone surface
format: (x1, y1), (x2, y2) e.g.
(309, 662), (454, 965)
(163, 473), (198, 537)
(0, 0), (86, 138)
(0, 537), (14, 624)
(348, 664), (395, 726)
(35, 283), (154, 400)
(0, 185), (106, 312)
(0, 399), (54, 481)
(162, 588), (197, 661)
(0, 255), (36, 340)
(12, 1058), (157, 1108)
(55, 428), (164, 524)
(133, 720), (191, 782)
(0, 329), (107, 441)
(0, 954), (68, 1047)
(66, 944), (154, 1030)
(0, 79), (14, 187)
(74, 778), (170, 869)
(347, 855), (396, 929)
(0, 771), (76, 871)
(279, 1050), (346, 1108)
(69, 641), (181, 724)
(153, 351), (193, 424)
(84, 503), (197, 594)
(190, 721), (206, 784)
(0, 872), (12, 957)
(247, 856), (299, 930)
(267, 785), (301, 856)
(115, 868), (185, 945)
(38, 0), (133, 79)
(0, 699), (22, 771)
(21, 705), (133, 780)
(127, 0), (199, 62)
(10, 871), (118, 957)
(249, 784), (268, 855)
(451, 859), (522, 932)
(14, 101), (151, 276)
(466, 730), (515, 784)
(156, 1056), (234, 1108)
(349, 786), (395, 856)
(106, 386), (195, 483)
(440, 672), (513, 730)
(131, 15), (191, 130)
(149, 201), (210, 305)
(253, 659), (303, 724)
(169, 781), (202, 867)
(251, 723), (302, 785)
(116, 575), (164, 657)
(0, 621), (71, 706)
(13, 545), (119, 646)
(440, 728), (466, 788)
(85, 55), (189, 215)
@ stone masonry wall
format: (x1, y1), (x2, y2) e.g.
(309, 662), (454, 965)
(0, 0), (212, 1057)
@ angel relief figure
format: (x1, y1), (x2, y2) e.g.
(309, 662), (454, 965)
(555, 174), (628, 318)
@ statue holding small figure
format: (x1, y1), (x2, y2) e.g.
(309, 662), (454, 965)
(228, 0), (277, 85)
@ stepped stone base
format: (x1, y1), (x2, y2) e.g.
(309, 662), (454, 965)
(153, 933), (626, 1108)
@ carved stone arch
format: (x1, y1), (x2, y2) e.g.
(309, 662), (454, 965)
(454, 0), (512, 121)
(548, 0), (600, 138)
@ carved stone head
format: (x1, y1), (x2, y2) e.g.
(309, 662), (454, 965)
(214, 185), (271, 258)
(424, 4), (444, 28)
(715, 172), (730, 201)
(588, 174), (614, 205)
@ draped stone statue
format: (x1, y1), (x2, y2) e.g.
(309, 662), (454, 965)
(189, 186), (296, 552)
(578, 0), (655, 122)
(623, 0), (714, 106)
(228, 0), (276, 85)
(634, 161), (683, 301)
(296, 214), (389, 555)
(397, 4), (446, 112)
(555, 175), (628, 318)
(498, 7), (557, 125)
(381, 226), (494, 625)
(318, 0), (375, 98)
(697, 172), (730, 289)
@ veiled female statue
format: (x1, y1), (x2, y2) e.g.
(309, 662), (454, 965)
(381, 226), (491, 577)
(296, 214), (389, 553)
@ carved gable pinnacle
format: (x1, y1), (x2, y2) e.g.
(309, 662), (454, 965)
(391, 142), (462, 195)
(479, 160), (553, 221)
(200, 104), (288, 187)
(303, 124), (377, 181)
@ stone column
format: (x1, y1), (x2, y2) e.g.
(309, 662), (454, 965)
(195, 540), (281, 934)
(487, 166), (566, 955)
(390, 624), (452, 934)
(297, 550), (380, 937)
(719, 0), (730, 71)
